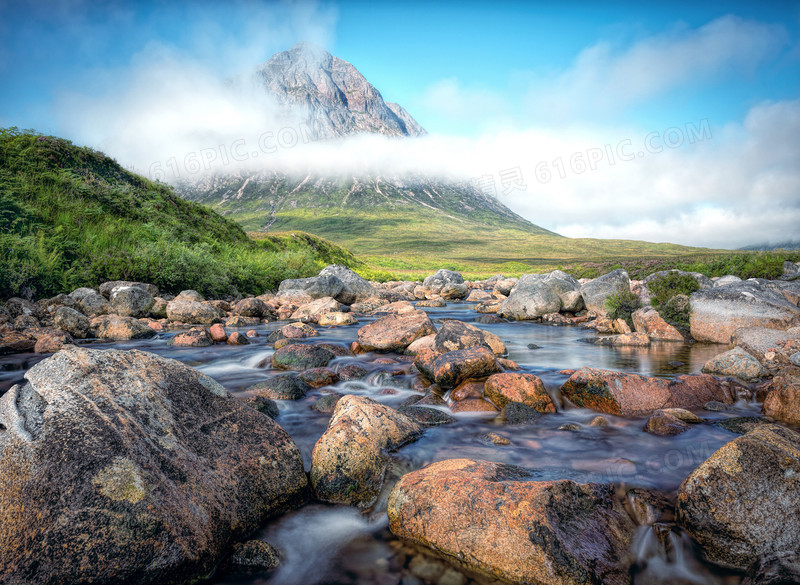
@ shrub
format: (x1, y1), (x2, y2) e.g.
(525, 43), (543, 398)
(605, 290), (641, 328)
(648, 273), (700, 308)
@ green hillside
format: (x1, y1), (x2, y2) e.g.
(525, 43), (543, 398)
(0, 128), (359, 299)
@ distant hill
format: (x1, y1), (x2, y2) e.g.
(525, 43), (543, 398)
(740, 241), (800, 251)
(0, 128), (358, 299)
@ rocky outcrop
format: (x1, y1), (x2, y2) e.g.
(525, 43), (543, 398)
(310, 395), (422, 507)
(388, 458), (638, 584)
(0, 346), (307, 585)
(677, 424), (800, 571)
(689, 282), (800, 343)
(561, 368), (732, 416)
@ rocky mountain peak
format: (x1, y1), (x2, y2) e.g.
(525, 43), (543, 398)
(256, 42), (426, 139)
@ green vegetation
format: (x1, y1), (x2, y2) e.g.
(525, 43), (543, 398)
(605, 291), (641, 328)
(0, 128), (360, 299)
(646, 272), (701, 330)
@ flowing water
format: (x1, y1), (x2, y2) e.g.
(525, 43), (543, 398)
(0, 303), (759, 585)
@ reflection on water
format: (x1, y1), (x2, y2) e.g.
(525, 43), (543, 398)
(1, 302), (750, 585)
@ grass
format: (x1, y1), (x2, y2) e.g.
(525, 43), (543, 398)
(0, 128), (362, 299)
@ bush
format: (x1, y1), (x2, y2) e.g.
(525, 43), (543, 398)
(648, 273), (700, 308)
(605, 290), (641, 328)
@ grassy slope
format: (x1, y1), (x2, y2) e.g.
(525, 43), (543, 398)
(0, 128), (360, 299)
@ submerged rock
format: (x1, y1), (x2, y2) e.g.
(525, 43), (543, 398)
(271, 343), (335, 371)
(0, 346), (307, 585)
(388, 458), (637, 584)
(677, 424), (800, 571)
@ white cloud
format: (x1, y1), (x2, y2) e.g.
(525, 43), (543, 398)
(525, 15), (788, 122)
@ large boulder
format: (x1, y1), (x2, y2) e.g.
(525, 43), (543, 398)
(166, 299), (221, 324)
(318, 265), (376, 302)
(79, 292), (109, 317)
(497, 271), (576, 320)
(732, 326), (800, 361)
(561, 368), (732, 416)
(677, 424), (800, 571)
(432, 346), (500, 388)
(278, 275), (345, 302)
(701, 347), (768, 381)
(580, 269), (631, 316)
(0, 346), (307, 585)
(91, 315), (157, 340)
(310, 395), (422, 507)
(689, 282), (800, 343)
(433, 320), (506, 356)
(53, 306), (91, 339)
(422, 269), (463, 291)
(109, 286), (155, 318)
(763, 372), (800, 424)
(388, 458), (638, 584)
(271, 343), (335, 371)
(484, 373), (556, 412)
(356, 310), (436, 352)
(232, 298), (270, 318)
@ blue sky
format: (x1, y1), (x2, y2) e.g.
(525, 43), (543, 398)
(1, 0), (799, 247)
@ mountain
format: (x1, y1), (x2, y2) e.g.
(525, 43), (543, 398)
(0, 128), (359, 299)
(255, 42), (426, 139)
(740, 241), (800, 251)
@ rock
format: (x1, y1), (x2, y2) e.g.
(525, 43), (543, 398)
(68, 286), (97, 301)
(44, 293), (79, 311)
(271, 343), (335, 371)
(373, 300), (416, 315)
(763, 372), (800, 424)
(433, 320), (506, 356)
(405, 334), (435, 356)
(561, 368), (732, 416)
(465, 289), (493, 303)
(247, 373), (311, 400)
(312, 394), (342, 414)
(297, 367), (339, 388)
(318, 264), (376, 301)
(690, 282), (800, 343)
(497, 272), (568, 320)
(34, 330), (74, 353)
(168, 327), (213, 347)
(580, 269), (631, 316)
(483, 373), (555, 412)
(632, 307), (684, 341)
(702, 347), (768, 381)
(432, 347), (500, 388)
(594, 332), (650, 346)
(310, 395), (422, 507)
(228, 540), (280, 571)
(423, 269), (463, 291)
(91, 315), (158, 340)
(175, 289), (205, 302)
(317, 311), (358, 326)
(559, 289), (585, 312)
(661, 408), (703, 423)
(716, 416), (770, 435)
(499, 402), (543, 424)
(336, 363), (369, 380)
(108, 286), (155, 317)
(227, 331), (250, 345)
(290, 297), (345, 323)
(475, 313), (503, 324)
(416, 298), (446, 308)
(644, 410), (691, 436)
(241, 395), (279, 419)
(742, 552), (800, 585)
(388, 458), (637, 585)
(209, 323), (228, 342)
(278, 275), (344, 302)
(449, 398), (498, 413)
(166, 299), (221, 324)
(233, 298), (270, 318)
(98, 280), (159, 299)
(493, 277), (517, 296)
(356, 310), (436, 352)
(397, 405), (457, 426)
(0, 346), (306, 585)
(0, 330), (37, 354)
(704, 401), (728, 412)
(440, 283), (469, 300)
(782, 261), (800, 280)
(76, 292), (107, 317)
(5, 297), (38, 319)
(475, 299), (503, 313)
(53, 306), (91, 338)
(732, 327), (799, 361)
(677, 424), (800, 571)
(13, 314), (39, 330)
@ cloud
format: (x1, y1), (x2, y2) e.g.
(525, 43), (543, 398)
(525, 15), (789, 122)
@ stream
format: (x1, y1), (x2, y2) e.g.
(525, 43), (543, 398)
(0, 302), (757, 585)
